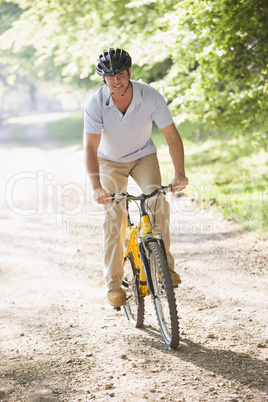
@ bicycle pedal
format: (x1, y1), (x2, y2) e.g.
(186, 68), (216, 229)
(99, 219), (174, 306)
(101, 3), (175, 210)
(173, 285), (178, 289)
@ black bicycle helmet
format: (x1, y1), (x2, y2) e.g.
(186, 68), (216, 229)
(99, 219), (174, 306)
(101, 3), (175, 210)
(95, 48), (132, 76)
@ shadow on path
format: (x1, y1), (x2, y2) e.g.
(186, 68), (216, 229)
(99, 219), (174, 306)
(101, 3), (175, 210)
(140, 328), (267, 394)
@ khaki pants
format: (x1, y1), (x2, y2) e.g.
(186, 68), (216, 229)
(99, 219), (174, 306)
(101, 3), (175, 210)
(99, 153), (174, 291)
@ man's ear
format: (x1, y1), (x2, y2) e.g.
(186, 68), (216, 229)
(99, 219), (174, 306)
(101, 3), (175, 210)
(103, 77), (106, 84)
(128, 68), (131, 79)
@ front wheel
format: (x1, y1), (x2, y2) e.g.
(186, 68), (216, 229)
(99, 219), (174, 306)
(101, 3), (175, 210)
(122, 252), (144, 328)
(149, 242), (179, 349)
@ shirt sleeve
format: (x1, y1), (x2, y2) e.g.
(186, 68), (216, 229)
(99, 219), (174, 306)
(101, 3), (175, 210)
(151, 89), (174, 130)
(84, 94), (103, 134)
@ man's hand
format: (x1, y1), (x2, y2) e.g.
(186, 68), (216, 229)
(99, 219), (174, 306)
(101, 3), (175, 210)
(93, 187), (114, 204)
(171, 174), (189, 192)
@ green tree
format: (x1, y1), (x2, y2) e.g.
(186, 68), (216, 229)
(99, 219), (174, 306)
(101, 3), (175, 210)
(145, 0), (268, 135)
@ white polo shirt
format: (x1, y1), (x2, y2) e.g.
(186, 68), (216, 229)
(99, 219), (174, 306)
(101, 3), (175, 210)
(84, 80), (173, 163)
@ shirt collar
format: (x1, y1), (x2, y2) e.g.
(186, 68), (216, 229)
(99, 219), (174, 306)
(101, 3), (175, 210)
(132, 81), (143, 106)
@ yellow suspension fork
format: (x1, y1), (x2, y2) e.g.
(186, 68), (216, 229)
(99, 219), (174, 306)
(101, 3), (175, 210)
(138, 212), (153, 296)
(138, 209), (157, 296)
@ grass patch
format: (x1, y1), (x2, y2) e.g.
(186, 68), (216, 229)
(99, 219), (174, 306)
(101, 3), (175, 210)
(48, 112), (268, 233)
(11, 128), (33, 147)
(157, 122), (268, 234)
(46, 111), (84, 147)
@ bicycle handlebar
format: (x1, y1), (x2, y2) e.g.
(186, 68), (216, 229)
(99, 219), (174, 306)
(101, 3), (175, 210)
(105, 184), (183, 203)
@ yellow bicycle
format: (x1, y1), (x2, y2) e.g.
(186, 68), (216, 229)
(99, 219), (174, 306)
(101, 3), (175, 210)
(111, 184), (180, 349)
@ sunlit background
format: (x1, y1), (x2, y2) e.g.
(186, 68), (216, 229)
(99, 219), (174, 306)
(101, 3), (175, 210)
(0, 4), (267, 399)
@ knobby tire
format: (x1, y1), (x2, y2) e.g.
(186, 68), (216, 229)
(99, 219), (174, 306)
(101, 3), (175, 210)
(149, 242), (179, 349)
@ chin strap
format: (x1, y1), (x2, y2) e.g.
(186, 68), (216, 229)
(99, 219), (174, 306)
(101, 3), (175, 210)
(122, 81), (130, 96)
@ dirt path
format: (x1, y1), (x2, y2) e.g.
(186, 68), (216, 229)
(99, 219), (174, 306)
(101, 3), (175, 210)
(0, 114), (267, 401)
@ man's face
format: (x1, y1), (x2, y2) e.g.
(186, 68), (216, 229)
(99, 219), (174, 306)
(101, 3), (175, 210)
(104, 69), (131, 96)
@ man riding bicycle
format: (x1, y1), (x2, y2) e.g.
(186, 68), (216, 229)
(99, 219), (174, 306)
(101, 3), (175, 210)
(84, 48), (188, 307)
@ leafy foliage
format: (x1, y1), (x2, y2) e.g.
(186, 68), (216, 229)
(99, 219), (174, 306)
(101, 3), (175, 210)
(152, 0), (268, 134)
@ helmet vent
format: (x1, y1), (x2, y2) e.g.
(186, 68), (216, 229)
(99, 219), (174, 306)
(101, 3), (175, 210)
(95, 48), (132, 76)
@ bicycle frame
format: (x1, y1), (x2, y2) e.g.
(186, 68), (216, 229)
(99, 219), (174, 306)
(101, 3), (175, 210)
(123, 197), (168, 298)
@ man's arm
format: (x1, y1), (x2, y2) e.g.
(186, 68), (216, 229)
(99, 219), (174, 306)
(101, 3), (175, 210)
(83, 132), (113, 204)
(160, 123), (188, 191)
